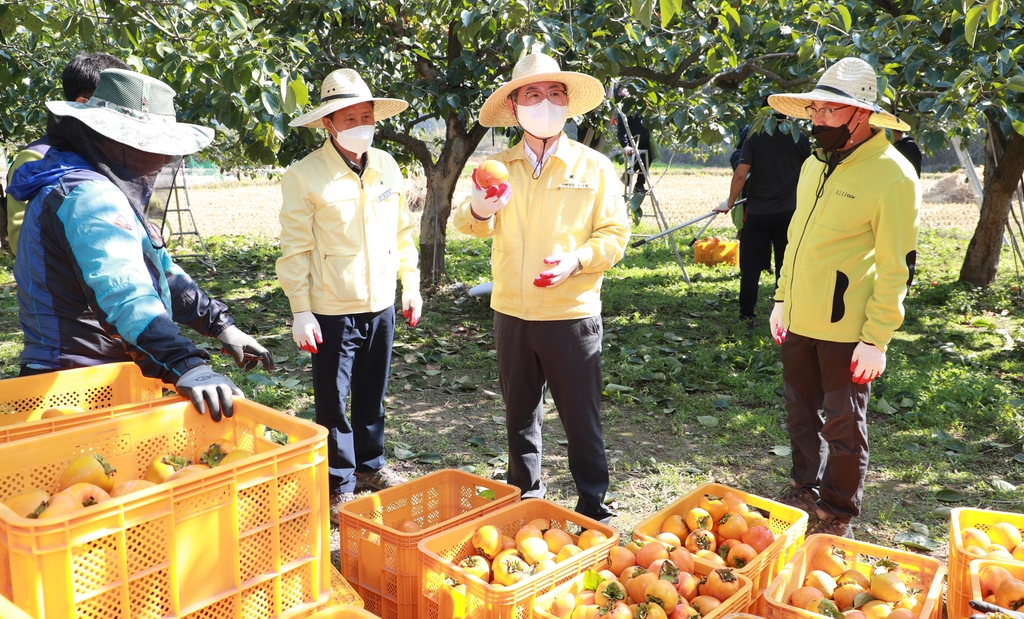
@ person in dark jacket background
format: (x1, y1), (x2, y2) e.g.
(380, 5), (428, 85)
(8, 68), (272, 419)
(615, 88), (655, 194)
(716, 112), (811, 326)
(891, 129), (922, 178)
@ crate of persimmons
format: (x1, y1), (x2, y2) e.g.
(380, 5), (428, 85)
(0, 398), (331, 619)
(417, 499), (618, 619)
(632, 483), (809, 614)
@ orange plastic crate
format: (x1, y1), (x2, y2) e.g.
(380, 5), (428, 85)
(0, 592), (33, 619)
(533, 560), (753, 619)
(694, 239), (740, 266)
(948, 508), (1024, 619)
(330, 563), (363, 608)
(0, 398), (331, 619)
(339, 469), (519, 619)
(969, 558), (1024, 609)
(633, 483), (808, 614)
(0, 361), (168, 428)
(418, 499), (619, 619)
(763, 534), (946, 619)
(305, 606), (378, 618)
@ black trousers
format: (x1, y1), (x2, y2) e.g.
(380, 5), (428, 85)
(493, 312), (612, 521)
(781, 332), (870, 522)
(312, 307), (394, 494)
(739, 210), (794, 318)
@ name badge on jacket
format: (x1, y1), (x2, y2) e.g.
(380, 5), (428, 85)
(558, 180), (596, 190)
(377, 187), (396, 202)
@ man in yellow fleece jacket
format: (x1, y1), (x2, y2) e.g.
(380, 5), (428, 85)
(454, 53), (630, 523)
(766, 58), (921, 538)
(278, 69), (421, 522)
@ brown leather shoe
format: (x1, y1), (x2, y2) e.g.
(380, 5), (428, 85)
(355, 467), (407, 491)
(329, 492), (356, 526)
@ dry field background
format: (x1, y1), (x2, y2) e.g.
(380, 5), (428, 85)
(179, 166), (982, 241)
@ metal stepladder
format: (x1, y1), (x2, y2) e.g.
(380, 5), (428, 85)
(149, 162), (216, 273)
(615, 102), (694, 283)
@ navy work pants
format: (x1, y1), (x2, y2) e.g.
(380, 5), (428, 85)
(312, 307), (395, 494)
(781, 331), (870, 522)
(494, 312), (612, 522)
(739, 210), (793, 318)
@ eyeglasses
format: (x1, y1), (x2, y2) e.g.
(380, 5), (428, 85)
(804, 105), (849, 120)
(515, 89), (569, 106)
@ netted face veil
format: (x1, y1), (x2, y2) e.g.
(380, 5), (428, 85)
(48, 115), (181, 248)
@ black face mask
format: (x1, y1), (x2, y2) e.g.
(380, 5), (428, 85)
(811, 123), (851, 152)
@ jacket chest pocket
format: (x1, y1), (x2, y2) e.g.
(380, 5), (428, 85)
(316, 198), (361, 254)
(816, 185), (872, 232)
(549, 186), (597, 234)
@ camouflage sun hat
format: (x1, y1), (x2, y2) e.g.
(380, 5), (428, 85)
(45, 68), (214, 156)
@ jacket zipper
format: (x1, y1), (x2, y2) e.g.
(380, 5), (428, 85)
(787, 159), (837, 326)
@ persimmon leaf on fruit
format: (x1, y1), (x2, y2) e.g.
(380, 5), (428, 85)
(852, 593), (876, 608)
(583, 569), (605, 591)
(935, 488), (965, 502)
(894, 532), (941, 551)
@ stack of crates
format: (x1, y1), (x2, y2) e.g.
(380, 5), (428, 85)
(694, 238), (740, 266)
(339, 469), (520, 618)
(0, 386), (332, 619)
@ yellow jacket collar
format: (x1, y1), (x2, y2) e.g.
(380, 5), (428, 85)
(319, 139), (387, 179)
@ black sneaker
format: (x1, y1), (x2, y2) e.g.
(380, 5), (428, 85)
(807, 509), (854, 539)
(355, 466), (408, 491)
(777, 483), (819, 517)
(329, 492), (356, 527)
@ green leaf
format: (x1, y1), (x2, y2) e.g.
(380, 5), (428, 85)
(874, 397), (898, 415)
(604, 384), (634, 394)
(986, 0), (1004, 27)
(990, 478), (1017, 492)
(467, 437), (487, 448)
(964, 6), (983, 47)
(478, 489), (495, 500)
(696, 416), (718, 427)
(932, 505), (952, 518)
(894, 532), (942, 551)
(834, 5), (852, 31)
(417, 453), (443, 464)
(905, 443), (922, 453)
(1005, 76), (1024, 93)
(583, 569), (605, 591)
(1013, 453), (1024, 464)
(394, 446), (417, 460)
(910, 523), (930, 536)
(769, 445), (792, 456)
(852, 593), (876, 609)
(488, 455), (508, 465)
(935, 488), (966, 502)
(711, 397), (729, 409)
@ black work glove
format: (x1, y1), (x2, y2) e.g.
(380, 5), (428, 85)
(175, 365), (244, 421)
(970, 600), (1024, 619)
(218, 325), (275, 371)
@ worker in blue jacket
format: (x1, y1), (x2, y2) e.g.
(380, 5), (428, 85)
(7, 68), (272, 419)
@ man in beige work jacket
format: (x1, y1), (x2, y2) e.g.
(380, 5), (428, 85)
(278, 69), (421, 522)
(454, 53), (630, 523)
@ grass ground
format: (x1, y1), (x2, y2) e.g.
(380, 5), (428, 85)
(0, 169), (1018, 561)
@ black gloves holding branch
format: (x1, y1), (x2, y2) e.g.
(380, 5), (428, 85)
(218, 325), (275, 371)
(175, 365), (244, 421)
(971, 600), (1024, 619)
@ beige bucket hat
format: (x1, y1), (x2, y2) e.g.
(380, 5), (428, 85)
(767, 57), (910, 131)
(46, 69), (214, 156)
(289, 68), (409, 128)
(479, 52), (606, 128)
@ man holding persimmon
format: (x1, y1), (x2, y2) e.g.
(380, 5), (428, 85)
(453, 52), (630, 523)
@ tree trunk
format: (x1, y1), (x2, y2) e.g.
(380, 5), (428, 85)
(959, 127), (1024, 287)
(417, 117), (490, 286)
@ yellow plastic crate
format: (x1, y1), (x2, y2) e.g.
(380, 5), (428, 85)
(0, 362), (167, 428)
(340, 469), (520, 619)
(0, 398), (331, 619)
(330, 563), (363, 608)
(0, 592), (33, 619)
(305, 606), (378, 618)
(418, 499), (619, 619)
(763, 534), (946, 619)
(632, 483), (808, 615)
(532, 560), (753, 619)
(948, 508), (1024, 619)
(969, 558), (1024, 608)
(694, 239), (740, 266)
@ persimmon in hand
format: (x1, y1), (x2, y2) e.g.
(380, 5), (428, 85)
(473, 160), (509, 198)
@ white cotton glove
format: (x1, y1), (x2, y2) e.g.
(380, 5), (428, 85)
(470, 170), (512, 219)
(533, 252), (581, 289)
(713, 200), (731, 214)
(292, 311), (322, 354)
(402, 290), (422, 327)
(850, 341), (886, 384)
(769, 302), (787, 345)
(623, 146), (635, 156)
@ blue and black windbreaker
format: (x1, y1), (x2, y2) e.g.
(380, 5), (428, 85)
(8, 149), (232, 382)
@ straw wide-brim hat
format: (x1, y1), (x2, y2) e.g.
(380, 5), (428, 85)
(290, 69), (409, 128)
(479, 53), (606, 127)
(767, 57), (910, 131)
(46, 69), (214, 157)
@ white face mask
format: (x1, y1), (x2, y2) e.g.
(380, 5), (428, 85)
(330, 123), (375, 154)
(516, 100), (568, 139)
